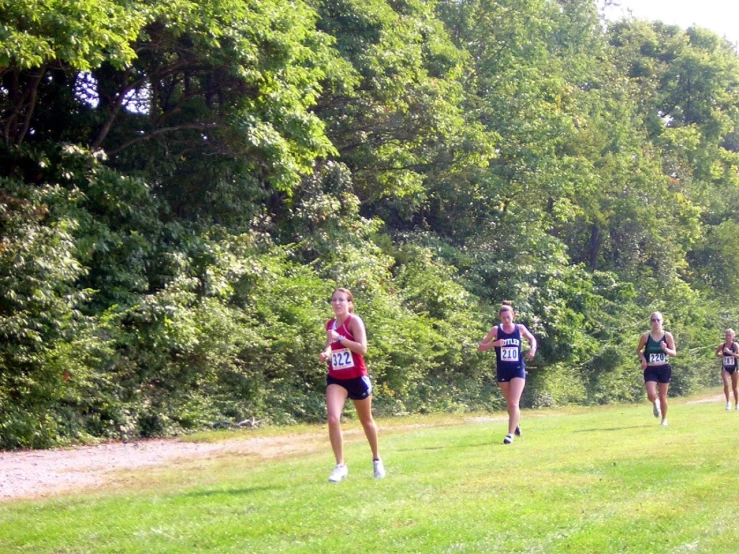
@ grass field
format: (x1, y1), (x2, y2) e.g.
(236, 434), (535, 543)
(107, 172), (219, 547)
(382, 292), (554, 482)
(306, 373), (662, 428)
(2, 390), (739, 553)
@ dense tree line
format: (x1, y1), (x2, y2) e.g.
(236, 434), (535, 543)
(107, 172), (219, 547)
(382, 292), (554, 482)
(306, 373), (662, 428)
(1, 0), (737, 447)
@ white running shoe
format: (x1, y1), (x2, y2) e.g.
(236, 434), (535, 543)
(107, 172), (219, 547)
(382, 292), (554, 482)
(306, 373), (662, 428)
(373, 458), (386, 479)
(727, 402), (732, 411)
(653, 401), (661, 418)
(503, 434), (514, 444)
(328, 464), (348, 483)
(736, 405), (739, 410)
(661, 419), (668, 427)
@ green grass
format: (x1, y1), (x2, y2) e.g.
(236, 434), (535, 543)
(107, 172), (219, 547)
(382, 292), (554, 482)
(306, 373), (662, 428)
(2, 391), (739, 553)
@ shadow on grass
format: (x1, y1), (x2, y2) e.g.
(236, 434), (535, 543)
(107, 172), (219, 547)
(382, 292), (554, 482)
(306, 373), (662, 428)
(395, 445), (444, 452)
(572, 424), (653, 433)
(396, 441), (494, 452)
(181, 486), (279, 498)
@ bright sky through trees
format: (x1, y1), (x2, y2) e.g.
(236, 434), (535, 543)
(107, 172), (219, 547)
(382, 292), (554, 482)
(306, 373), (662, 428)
(603, 0), (739, 48)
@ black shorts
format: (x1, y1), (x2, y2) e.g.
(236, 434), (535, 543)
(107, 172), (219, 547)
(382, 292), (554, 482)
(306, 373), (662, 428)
(326, 374), (373, 400)
(497, 365), (526, 383)
(723, 365), (737, 376)
(644, 364), (671, 384)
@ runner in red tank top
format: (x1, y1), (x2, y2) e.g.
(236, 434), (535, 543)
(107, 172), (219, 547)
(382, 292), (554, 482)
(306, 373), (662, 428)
(319, 288), (385, 482)
(325, 313), (367, 380)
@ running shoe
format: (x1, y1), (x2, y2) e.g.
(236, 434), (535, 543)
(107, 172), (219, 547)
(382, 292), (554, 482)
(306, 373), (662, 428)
(328, 464), (348, 483)
(373, 458), (386, 479)
(503, 434), (514, 444)
(727, 402), (732, 411)
(652, 401), (661, 418)
(514, 425), (521, 437)
(661, 419), (668, 427)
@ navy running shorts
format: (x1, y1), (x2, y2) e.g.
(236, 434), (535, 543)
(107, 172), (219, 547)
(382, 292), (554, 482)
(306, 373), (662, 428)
(326, 374), (373, 400)
(497, 365), (526, 383)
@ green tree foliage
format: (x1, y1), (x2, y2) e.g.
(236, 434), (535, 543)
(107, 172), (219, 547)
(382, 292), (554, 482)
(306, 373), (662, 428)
(0, 180), (91, 447)
(310, 0), (495, 213)
(0, 0), (735, 447)
(607, 19), (739, 298)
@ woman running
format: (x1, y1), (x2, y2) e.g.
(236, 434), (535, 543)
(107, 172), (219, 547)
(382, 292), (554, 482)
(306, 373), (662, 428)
(636, 311), (676, 426)
(715, 329), (739, 410)
(319, 287), (385, 482)
(478, 301), (537, 444)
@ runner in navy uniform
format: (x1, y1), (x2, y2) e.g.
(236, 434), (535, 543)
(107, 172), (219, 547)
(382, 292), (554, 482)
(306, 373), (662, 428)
(715, 329), (739, 410)
(636, 312), (676, 426)
(478, 301), (537, 444)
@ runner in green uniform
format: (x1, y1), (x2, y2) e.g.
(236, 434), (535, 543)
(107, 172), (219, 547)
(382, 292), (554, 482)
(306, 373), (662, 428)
(636, 312), (676, 426)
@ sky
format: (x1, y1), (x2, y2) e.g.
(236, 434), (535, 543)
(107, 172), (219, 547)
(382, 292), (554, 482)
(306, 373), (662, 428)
(602, 0), (739, 49)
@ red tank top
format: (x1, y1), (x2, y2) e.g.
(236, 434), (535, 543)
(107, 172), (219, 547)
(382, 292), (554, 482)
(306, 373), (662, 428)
(326, 314), (367, 379)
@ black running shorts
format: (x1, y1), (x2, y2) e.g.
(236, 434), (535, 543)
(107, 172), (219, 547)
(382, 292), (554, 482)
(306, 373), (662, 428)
(644, 364), (671, 384)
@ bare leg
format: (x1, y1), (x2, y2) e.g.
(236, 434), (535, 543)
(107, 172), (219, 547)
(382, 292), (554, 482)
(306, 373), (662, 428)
(352, 396), (380, 459)
(645, 380), (658, 404)
(722, 369), (731, 403)
(498, 378), (525, 435)
(658, 382), (669, 422)
(326, 384), (349, 464)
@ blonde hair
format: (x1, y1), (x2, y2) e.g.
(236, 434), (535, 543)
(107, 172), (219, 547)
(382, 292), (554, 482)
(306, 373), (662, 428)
(332, 288), (354, 313)
(726, 329), (736, 337)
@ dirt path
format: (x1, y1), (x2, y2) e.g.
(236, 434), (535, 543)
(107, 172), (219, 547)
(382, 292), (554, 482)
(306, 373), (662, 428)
(0, 434), (324, 502)
(685, 393), (725, 404)
(0, 395), (724, 502)
(0, 415), (503, 503)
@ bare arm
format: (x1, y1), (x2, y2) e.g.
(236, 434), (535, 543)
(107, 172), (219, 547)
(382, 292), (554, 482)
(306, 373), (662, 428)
(319, 324), (333, 363)
(637, 333), (648, 369)
(636, 333), (648, 360)
(518, 324), (537, 359)
(662, 332), (677, 357)
(478, 327), (499, 352)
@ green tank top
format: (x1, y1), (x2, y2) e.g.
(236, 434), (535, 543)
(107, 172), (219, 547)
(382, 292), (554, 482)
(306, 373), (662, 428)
(644, 334), (668, 365)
